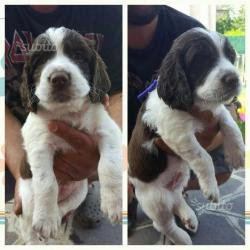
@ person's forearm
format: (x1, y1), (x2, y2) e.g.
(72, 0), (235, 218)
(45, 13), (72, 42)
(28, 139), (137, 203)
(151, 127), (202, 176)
(207, 104), (237, 152)
(207, 132), (223, 152)
(5, 107), (24, 180)
(109, 91), (122, 128)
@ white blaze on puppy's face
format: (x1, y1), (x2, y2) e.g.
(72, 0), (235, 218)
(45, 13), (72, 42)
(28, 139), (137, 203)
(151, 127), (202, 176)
(157, 27), (241, 111)
(195, 29), (241, 104)
(21, 27), (111, 113)
(32, 27), (91, 110)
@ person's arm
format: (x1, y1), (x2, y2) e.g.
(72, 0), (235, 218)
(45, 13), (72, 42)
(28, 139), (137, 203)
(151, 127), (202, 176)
(5, 106), (24, 214)
(206, 104), (238, 151)
(109, 91), (122, 129)
(5, 107), (24, 179)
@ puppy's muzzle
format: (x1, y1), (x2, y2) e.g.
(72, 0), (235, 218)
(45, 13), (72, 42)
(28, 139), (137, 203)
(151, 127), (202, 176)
(49, 71), (71, 88)
(221, 72), (240, 91)
(49, 71), (72, 102)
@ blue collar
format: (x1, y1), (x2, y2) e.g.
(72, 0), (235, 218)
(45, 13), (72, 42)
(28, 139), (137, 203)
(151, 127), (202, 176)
(137, 79), (158, 103)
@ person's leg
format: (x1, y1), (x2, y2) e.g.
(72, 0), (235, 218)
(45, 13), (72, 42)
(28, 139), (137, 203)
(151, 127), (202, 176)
(72, 182), (103, 230)
(128, 197), (138, 236)
(5, 168), (16, 202)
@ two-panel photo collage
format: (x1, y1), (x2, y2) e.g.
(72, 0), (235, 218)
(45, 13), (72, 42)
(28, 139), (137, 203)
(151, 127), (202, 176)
(1, 1), (248, 246)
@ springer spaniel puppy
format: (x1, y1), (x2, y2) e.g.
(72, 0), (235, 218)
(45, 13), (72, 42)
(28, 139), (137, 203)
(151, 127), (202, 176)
(16, 27), (122, 244)
(128, 27), (244, 245)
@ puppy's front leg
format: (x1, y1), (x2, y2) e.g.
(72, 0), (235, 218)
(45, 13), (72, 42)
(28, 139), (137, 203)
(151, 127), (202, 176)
(163, 135), (219, 202)
(218, 105), (245, 169)
(29, 147), (61, 239)
(96, 114), (122, 224)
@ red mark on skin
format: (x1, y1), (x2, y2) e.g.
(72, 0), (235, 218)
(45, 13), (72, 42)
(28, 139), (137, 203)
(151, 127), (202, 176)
(166, 172), (182, 190)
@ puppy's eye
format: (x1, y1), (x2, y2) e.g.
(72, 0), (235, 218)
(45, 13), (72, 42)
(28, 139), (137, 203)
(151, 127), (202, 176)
(73, 51), (84, 61)
(228, 50), (236, 64)
(224, 40), (236, 64)
(193, 53), (204, 61)
(189, 52), (208, 66)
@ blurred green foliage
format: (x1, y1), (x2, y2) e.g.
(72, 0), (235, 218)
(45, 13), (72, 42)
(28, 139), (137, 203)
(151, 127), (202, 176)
(237, 120), (245, 142)
(216, 5), (245, 35)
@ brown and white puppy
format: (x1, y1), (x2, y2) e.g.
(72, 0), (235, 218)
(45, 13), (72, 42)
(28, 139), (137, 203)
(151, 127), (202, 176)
(16, 27), (122, 244)
(128, 27), (244, 245)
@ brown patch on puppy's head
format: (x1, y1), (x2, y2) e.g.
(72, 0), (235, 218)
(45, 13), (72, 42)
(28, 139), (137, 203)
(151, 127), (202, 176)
(157, 28), (219, 111)
(89, 50), (111, 102)
(20, 34), (56, 113)
(62, 29), (111, 103)
(21, 28), (111, 114)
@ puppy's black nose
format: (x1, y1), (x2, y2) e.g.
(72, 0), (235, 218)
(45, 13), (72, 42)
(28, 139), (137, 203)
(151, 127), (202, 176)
(49, 71), (70, 87)
(221, 73), (239, 89)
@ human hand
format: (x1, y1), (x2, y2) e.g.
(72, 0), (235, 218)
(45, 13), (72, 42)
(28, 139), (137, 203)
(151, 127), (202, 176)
(13, 125), (99, 214)
(14, 178), (22, 216)
(48, 121), (100, 184)
(49, 94), (110, 184)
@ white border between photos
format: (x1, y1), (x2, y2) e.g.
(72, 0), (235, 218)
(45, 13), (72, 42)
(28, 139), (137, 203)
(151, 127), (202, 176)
(0, 0), (249, 248)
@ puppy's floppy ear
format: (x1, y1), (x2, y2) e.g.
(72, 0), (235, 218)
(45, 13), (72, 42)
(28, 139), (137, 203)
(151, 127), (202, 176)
(157, 51), (193, 111)
(89, 50), (111, 103)
(20, 55), (39, 113)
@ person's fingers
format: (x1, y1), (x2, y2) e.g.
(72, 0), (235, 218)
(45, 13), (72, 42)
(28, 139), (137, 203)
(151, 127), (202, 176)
(53, 156), (76, 184)
(48, 121), (91, 149)
(54, 164), (75, 184)
(14, 196), (22, 216)
(154, 138), (175, 155)
(54, 168), (73, 184)
(103, 94), (110, 108)
(54, 154), (89, 182)
(154, 138), (167, 151)
(14, 182), (22, 216)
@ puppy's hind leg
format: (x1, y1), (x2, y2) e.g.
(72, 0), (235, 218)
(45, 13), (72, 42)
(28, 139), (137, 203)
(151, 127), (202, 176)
(18, 179), (41, 244)
(58, 180), (88, 217)
(18, 216), (41, 244)
(174, 192), (198, 233)
(153, 216), (192, 245)
(135, 187), (192, 245)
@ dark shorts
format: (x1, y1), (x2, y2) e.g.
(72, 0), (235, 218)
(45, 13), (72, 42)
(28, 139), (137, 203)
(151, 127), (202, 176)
(190, 145), (232, 180)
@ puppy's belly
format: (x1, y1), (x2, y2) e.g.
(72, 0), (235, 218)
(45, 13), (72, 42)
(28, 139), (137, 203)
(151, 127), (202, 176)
(58, 181), (83, 202)
(156, 156), (190, 189)
(130, 156), (190, 191)
(19, 178), (86, 217)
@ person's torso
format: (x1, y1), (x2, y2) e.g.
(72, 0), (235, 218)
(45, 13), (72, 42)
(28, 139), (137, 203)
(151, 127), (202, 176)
(5, 5), (122, 123)
(128, 5), (204, 140)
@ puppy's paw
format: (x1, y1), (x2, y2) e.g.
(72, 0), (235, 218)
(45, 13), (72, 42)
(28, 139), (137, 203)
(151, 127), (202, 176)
(182, 211), (198, 233)
(174, 231), (192, 245)
(200, 180), (219, 203)
(100, 188), (122, 224)
(224, 141), (245, 169)
(32, 212), (61, 239)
